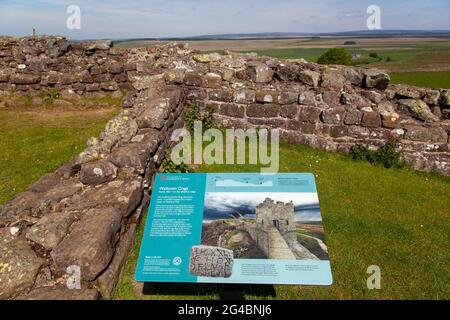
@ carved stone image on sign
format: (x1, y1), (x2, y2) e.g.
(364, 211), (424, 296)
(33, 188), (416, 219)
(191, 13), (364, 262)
(189, 245), (234, 278)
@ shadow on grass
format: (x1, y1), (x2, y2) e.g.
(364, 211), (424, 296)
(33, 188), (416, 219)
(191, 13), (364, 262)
(143, 283), (276, 300)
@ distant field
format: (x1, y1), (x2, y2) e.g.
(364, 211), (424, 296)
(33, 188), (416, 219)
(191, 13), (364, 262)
(390, 70), (450, 89)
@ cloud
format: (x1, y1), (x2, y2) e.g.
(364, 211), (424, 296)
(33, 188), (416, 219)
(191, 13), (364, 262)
(203, 192), (322, 221)
(0, 0), (449, 39)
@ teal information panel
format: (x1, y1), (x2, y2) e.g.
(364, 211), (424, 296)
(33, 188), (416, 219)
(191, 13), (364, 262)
(135, 173), (333, 285)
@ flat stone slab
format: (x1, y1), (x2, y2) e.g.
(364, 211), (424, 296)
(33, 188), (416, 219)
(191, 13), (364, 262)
(25, 212), (75, 249)
(50, 207), (122, 281)
(0, 228), (45, 299)
(189, 245), (234, 278)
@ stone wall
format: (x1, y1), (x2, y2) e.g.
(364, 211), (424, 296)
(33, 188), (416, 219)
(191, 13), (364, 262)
(0, 36), (449, 300)
(180, 54), (449, 175)
(0, 36), (135, 95)
(0, 38), (190, 299)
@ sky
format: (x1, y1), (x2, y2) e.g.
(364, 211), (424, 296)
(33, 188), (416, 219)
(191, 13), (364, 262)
(204, 192), (321, 221)
(0, 0), (449, 39)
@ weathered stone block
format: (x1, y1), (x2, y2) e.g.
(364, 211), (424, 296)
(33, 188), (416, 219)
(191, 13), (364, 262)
(299, 106), (322, 123)
(382, 112), (401, 129)
(247, 62), (274, 83)
(75, 175), (143, 217)
(90, 65), (107, 75)
(97, 224), (136, 299)
(80, 160), (117, 185)
(247, 104), (280, 118)
(95, 72), (113, 83)
(25, 212), (75, 249)
(280, 105), (298, 119)
(212, 103), (246, 118)
(208, 89), (233, 102)
(321, 69), (346, 91)
(51, 207), (122, 281)
(189, 245), (234, 278)
(137, 98), (171, 129)
(186, 88), (207, 102)
(276, 64), (299, 82)
(344, 108), (362, 125)
(298, 91), (317, 105)
(234, 88), (256, 103)
(399, 99), (439, 122)
(0, 228), (45, 299)
(322, 91), (341, 107)
(298, 69), (320, 88)
(423, 90), (440, 106)
(361, 112), (382, 128)
(363, 69), (390, 90)
(321, 107), (346, 125)
(110, 142), (155, 173)
(202, 72), (222, 88)
(107, 62), (123, 74)
(256, 90), (278, 103)
(404, 126), (431, 142)
(329, 125), (349, 138)
(101, 81), (119, 91)
(10, 73), (40, 84)
(278, 92), (298, 105)
(395, 85), (423, 99)
(165, 68), (186, 84)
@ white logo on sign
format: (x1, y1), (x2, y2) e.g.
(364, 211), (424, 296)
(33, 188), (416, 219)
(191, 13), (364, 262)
(173, 257), (182, 266)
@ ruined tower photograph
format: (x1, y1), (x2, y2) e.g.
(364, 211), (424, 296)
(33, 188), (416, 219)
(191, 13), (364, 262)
(201, 193), (329, 261)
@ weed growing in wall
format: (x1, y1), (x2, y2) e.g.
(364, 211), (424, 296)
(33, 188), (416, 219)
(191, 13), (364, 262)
(351, 141), (404, 169)
(161, 150), (193, 173)
(184, 101), (214, 132)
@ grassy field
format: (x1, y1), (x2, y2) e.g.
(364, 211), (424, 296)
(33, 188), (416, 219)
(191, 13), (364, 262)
(114, 143), (450, 300)
(390, 70), (450, 89)
(0, 100), (121, 204)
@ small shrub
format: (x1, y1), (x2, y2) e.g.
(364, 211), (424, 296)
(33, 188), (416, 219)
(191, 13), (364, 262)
(317, 48), (352, 66)
(161, 150), (192, 173)
(43, 91), (60, 105)
(386, 57), (393, 62)
(344, 41), (356, 45)
(350, 141), (404, 169)
(369, 52), (379, 58)
(184, 102), (200, 132)
(202, 107), (215, 131)
(184, 101), (214, 132)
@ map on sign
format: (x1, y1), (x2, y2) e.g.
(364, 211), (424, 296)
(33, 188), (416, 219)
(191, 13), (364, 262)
(135, 173), (333, 285)
(214, 178), (273, 187)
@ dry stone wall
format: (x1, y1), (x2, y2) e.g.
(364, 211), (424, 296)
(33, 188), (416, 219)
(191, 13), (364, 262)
(0, 36), (449, 300)
(180, 53), (449, 175)
(0, 37), (189, 300)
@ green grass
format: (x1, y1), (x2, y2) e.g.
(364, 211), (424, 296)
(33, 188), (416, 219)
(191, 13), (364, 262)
(115, 142), (450, 300)
(0, 105), (120, 204)
(390, 70), (450, 89)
